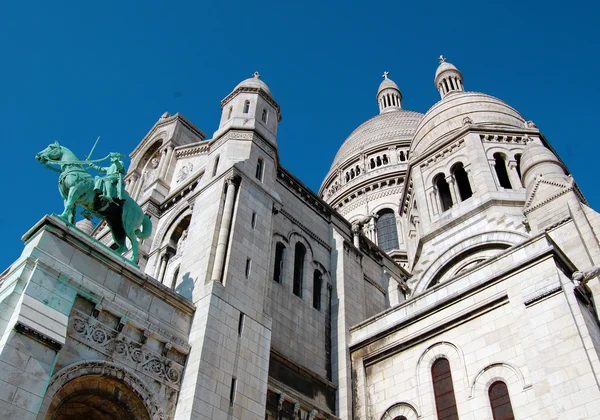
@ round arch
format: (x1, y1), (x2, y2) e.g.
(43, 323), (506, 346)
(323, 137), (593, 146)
(380, 401), (419, 420)
(414, 230), (527, 293)
(38, 361), (165, 420)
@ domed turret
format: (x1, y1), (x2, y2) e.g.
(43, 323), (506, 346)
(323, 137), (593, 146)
(214, 72), (281, 146)
(520, 141), (568, 191)
(377, 71), (403, 113)
(76, 219), (95, 235)
(435, 56), (464, 99)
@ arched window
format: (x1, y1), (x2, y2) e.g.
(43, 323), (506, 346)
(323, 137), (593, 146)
(376, 209), (399, 252)
(255, 158), (264, 181)
(370, 159), (375, 169)
(383, 154), (389, 164)
(434, 173), (453, 212)
(452, 163), (472, 201)
(350, 168), (355, 179)
(313, 270), (322, 310)
(171, 267), (179, 289)
(392, 417), (408, 420)
(432, 358), (459, 420)
(273, 242), (285, 283)
(356, 165), (360, 175)
(243, 100), (250, 114)
(346, 173), (350, 182)
(514, 154), (522, 182)
(261, 108), (268, 123)
(489, 381), (515, 420)
(376, 156), (382, 167)
(399, 151), (406, 161)
(494, 153), (512, 189)
(293, 243), (305, 297)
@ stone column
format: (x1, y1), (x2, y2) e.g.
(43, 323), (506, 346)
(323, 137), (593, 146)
(211, 177), (238, 283)
(447, 175), (458, 205)
(159, 145), (174, 180)
(158, 253), (171, 283)
(156, 148), (168, 179)
(155, 251), (166, 279)
(134, 173), (145, 199)
(430, 190), (440, 216)
(507, 160), (522, 189)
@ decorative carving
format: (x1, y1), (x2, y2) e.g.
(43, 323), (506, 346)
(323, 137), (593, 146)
(42, 360), (166, 420)
(176, 162), (194, 183)
(462, 116), (473, 126)
(573, 265), (600, 286)
(69, 310), (184, 389)
(526, 120), (537, 128)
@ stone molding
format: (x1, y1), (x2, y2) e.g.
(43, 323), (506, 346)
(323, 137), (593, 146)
(363, 274), (386, 295)
(523, 176), (575, 214)
(15, 321), (63, 351)
(175, 143), (210, 158)
(379, 402), (420, 420)
(523, 286), (562, 307)
(69, 309), (185, 390)
(469, 362), (530, 398)
(278, 168), (332, 220)
(39, 360), (166, 420)
(280, 208), (331, 252)
(419, 138), (465, 168)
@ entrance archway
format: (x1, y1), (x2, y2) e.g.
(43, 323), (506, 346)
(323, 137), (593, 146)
(39, 361), (164, 420)
(48, 375), (150, 420)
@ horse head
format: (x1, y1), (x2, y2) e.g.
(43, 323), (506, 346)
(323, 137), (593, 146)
(35, 141), (63, 164)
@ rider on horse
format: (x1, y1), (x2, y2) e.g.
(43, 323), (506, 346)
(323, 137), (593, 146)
(89, 152), (126, 203)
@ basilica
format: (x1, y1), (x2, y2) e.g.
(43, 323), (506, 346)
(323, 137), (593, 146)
(2, 58), (600, 420)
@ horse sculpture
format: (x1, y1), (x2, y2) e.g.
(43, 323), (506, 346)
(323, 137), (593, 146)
(35, 141), (151, 264)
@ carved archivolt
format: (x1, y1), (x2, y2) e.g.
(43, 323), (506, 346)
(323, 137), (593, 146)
(39, 360), (166, 420)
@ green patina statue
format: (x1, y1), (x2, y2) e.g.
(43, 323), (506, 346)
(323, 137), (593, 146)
(35, 141), (152, 264)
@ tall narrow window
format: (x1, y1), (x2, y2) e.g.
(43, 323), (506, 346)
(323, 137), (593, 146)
(434, 173), (453, 212)
(171, 267), (179, 289)
(489, 381), (515, 420)
(293, 243), (306, 297)
(256, 158), (264, 181)
(273, 242), (285, 283)
(313, 270), (322, 310)
(238, 313), (245, 336)
(251, 212), (257, 229)
(383, 154), (388, 165)
(228, 106), (232, 119)
(452, 163), (472, 201)
(370, 159), (375, 169)
(376, 156), (382, 167)
(261, 108), (268, 123)
(376, 209), (399, 252)
(212, 155), (220, 177)
(494, 153), (512, 189)
(245, 258), (252, 279)
(432, 358), (459, 420)
(243, 100), (250, 114)
(229, 377), (237, 406)
(514, 154), (522, 182)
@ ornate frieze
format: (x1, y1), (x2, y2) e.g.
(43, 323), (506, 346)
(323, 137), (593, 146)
(420, 138), (465, 168)
(69, 309), (185, 390)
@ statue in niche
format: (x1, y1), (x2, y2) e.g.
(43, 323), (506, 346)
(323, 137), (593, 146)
(142, 156), (161, 190)
(177, 229), (188, 254)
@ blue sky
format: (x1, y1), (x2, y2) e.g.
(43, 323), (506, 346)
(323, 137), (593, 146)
(1, 0), (599, 270)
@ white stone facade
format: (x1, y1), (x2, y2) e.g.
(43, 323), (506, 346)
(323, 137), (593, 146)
(1, 61), (600, 420)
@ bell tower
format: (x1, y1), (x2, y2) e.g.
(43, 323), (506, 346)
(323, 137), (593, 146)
(213, 72), (282, 147)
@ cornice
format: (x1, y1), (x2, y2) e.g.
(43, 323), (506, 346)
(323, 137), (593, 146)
(220, 87), (282, 121)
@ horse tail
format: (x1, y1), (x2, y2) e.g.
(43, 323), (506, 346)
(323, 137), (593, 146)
(135, 214), (152, 240)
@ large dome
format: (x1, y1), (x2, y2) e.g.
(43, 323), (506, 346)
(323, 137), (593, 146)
(411, 92), (525, 158)
(329, 109), (424, 171)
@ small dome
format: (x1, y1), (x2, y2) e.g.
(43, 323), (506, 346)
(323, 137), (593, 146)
(234, 71), (272, 97)
(76, 219), (95, 235)
(328, 109), (423, 171)
(520, 142), (567, 188)
(378, 77), (400, 95)
(411, 92), (525, 158)
(435, 61), (460, 81)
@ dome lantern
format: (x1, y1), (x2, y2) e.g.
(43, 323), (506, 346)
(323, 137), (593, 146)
(435, 56), (464, 99)
(377, 71), (403, 114)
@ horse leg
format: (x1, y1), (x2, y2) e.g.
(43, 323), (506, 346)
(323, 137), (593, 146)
(122, 202), (141, 264)
(59, 185), (84, 224)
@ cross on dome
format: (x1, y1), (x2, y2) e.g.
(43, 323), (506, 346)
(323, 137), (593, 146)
(439, 55), (446, 64)
(382, 71), (389, 79)
(252, 71), (261, 79)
